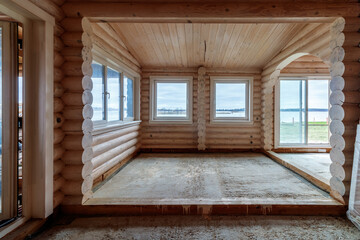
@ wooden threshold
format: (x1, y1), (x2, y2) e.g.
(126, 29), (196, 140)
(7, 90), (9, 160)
(263, 150), (331, 193)
(61, 202), (345, 216)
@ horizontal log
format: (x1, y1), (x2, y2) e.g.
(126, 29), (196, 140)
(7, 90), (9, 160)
(62, 135), (83, 150)
(54, 128), (65, 144)
(82, 161), (94, 179)
(62, 165), (83, 181)
(92, 125), (140, 145)
(82, 175), (93, 194)
(62, 61), (83, 77)
(62, 2), (358, 19)
(54, 82), (64, 98)
(61, 180), (82, 196)
(61, 47), (82, 62)
(92, 144), (139, 179)
(53, 190), (64, 208)
(54, 159), (64, 175)
(61, 32), (83, 47)
(141, 144), (197, 149)
(93, 131), (139, 157)
(61, 18), (82, 32)
(54, 112), (65, 128)
(62, 150), (83, 165)
(54, 23), (65, 37)
(54, 36), (64, 52)
(343, 104), (360, 121)
(82, 133), (93, 149)
(92, 138), (138, 168)
(62, 77), (83, 92)
(54, 51), (65, 67)
(83, 147), (94, 164)
(330, 176), (346, 196)
(142, 139), (197, 145)
(206, 138), (260, 145)
(343, 62), (360, 76)
(62, 119), (82, 132)
(54, 176), (65, 192)
(54, 144), (65, 161)
(54, 67), (64, 82)
(63, 106), (83, 120)
(62, 92), (83, 106)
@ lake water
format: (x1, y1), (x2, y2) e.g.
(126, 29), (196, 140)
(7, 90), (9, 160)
(280, 111), (328, 123)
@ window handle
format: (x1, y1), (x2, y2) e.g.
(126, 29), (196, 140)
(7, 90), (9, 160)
(105, 91), (110, 99)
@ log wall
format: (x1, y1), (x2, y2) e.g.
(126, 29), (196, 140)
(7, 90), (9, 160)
(262, 17), (360, 204)
(31, 0), (360, 207)
(141, 70), (262, 150)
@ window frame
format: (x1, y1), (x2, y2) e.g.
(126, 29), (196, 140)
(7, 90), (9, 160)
(210, 76), (253, 124)
(275, 75), (331, 149)
(91, 54), (137, 129)
(149, 76), (193, 124)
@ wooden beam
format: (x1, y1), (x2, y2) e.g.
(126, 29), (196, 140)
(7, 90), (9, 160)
(61, 2), (359, 21)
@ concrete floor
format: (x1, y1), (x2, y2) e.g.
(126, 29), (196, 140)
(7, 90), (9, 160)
(36, 215), (360, 240)
(277, 153), (331, 184)
(91, 153), (334, 204)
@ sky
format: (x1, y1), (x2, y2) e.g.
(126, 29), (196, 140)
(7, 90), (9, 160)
(280, 80), (329, 110)
(156, 82), (187, 110)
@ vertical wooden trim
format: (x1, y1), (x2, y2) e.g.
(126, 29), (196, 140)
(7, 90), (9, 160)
(197, 67), (206, 150)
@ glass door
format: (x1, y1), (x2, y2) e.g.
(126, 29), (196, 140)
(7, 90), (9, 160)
(0, 21), (18, 222)
(279, 79), (306, 145)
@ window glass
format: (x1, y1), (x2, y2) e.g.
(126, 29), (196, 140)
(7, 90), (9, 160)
(107, 67), (121, 121)
(308, 80), (329, 144)
(91, 62), (105, 121)
(124, 75), (134, 118)
(156, 82), (187, 117)
(279, 80), (306, 144)
(215, 83), (246, 118)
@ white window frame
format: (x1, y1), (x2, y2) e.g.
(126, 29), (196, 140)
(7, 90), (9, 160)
(149, 76), (193, 124)
(274, 75), (331, 149)
(91, 53), (139, 129)
(210, 76), (253, 124)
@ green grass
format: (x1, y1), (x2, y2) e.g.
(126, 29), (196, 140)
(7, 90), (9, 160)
(280, 122), (329, 144)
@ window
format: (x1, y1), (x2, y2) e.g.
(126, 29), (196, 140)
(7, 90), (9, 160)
(276, 77), (330, 147)
(210, 77), (253, 123)
(150, 76), (193, 123)
(91, 60), (135, 125)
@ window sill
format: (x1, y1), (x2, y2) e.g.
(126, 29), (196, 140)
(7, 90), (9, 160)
(92, 120), (141, 135)
(209, 120), (254, 126)
(149, 119), (193, 125)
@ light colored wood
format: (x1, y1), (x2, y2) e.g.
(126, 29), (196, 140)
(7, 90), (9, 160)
(92, 138), (139, 169)
(110, 22), (307, 69)
(92, 144), (140, 179)
(265, 151), (331, 193)
(92, 131), (139, 157)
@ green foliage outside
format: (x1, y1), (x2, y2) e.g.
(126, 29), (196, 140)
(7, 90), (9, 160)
(280, 122), (329, 144)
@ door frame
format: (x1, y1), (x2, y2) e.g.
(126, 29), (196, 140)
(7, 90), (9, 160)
(0, 0), (54, 236)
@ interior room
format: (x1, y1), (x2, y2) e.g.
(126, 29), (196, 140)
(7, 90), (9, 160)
(1, 1), (360, 239)
(82, 21), (336, 206)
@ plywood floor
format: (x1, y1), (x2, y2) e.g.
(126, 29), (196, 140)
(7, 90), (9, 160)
(90, 153), (337, 205)
(276, 153), (331, 184)
(36, 215), (360, 240)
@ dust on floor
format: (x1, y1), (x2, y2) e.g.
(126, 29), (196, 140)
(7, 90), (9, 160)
(92, 153), (333, 203)
(36, 215), (360, 240)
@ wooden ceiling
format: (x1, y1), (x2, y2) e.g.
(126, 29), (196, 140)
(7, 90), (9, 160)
(99, 22), (322, 69)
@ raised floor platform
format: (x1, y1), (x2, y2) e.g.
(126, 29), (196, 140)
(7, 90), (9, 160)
(71, 153), (345, 216)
